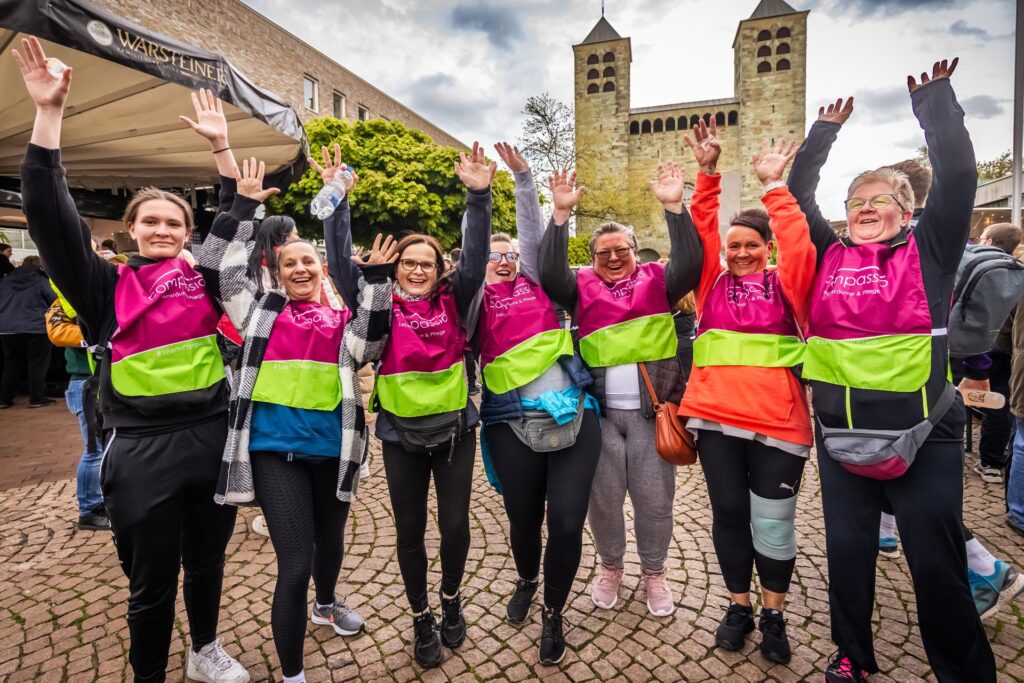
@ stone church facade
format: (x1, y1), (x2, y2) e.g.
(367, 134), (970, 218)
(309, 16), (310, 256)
(573, 0), (808, 255)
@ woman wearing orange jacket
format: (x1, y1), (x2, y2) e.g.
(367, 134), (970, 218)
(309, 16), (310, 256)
(678, 120), (815, 665)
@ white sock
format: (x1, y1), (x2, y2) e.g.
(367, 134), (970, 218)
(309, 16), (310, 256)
(966, 538), (998, 576)
(283, 672), (306, 683)
(879, 513), (898, 539)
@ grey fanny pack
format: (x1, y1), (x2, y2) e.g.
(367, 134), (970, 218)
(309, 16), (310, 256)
(819, 383), (956, 480)
(508, 395), (586, 452)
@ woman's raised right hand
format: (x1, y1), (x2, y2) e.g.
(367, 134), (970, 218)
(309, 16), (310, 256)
(683, 118), (721, 174)
(308, 143), (358, 190)
(234, 157), (281, 203)
(548, 168), (586, 225)
(13, 36), (71, 111)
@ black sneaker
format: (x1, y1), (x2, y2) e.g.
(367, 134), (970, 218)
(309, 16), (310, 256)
(29, 398), (55, 408)
(758, 608), (791, 664)
(0, 399), (13, 409)
(77, 512), (111, 531)
(412, 611), (441, 668)
(539, 607), (566, 666)
(825, 650), (868, 682)
(439, 591), (466, 648)
(506, 578), (538, 624)
(715, 602), (754, 650)
(468, 383), (481, 396)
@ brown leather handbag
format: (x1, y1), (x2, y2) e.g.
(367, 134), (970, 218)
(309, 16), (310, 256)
(639, 363), (697, 466)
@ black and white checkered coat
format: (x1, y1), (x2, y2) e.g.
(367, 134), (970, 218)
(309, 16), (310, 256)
(198, 197), (392, 505)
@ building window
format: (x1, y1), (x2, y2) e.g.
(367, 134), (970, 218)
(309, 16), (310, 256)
(641, 120), (652, 134)
(665, 117), (676, 132)
(757, 45), (771, 57)
(332, 91), (345, 119)
(715, 112), (725, 126)
(358, 105), (369, 121)
(757, 29), (771, 41)
(689, 114), (700, 128)
(629, 121), (640, 135)
(588, 68), (600, 80)
(303, 75), (318, 112)
(678, 116), (687, 130)
(757, 61), (772, 73)
(703, 112), (712, 125)
(603, 51), (615, 62)
(603, 66), (616, 77)
(776, 58), (791, 71)
(587, 54), (599, 64)
(653, 119), (663, 133)
(777, 26), (791, 39)
(728, 110), (738, 125)
(587, 83), (600, 94)
(603, 81), (615, 92)
(776, 42), (790, 55)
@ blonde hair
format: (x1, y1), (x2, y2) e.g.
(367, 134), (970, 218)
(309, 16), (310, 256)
(491, 232), (514, 245)
(589, 221), (638, 257)
(122, 187), (194, 232)
(847, 168), (915, 213)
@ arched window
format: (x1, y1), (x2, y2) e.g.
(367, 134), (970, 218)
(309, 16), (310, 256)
(776, 58), (791, 71)
(728, 110), (738, 125)
(603, 81), (615, 92)
(641, 120), (652, 134)
(776, 42), (790, 55)
(715, 112), (725, 126)
(653, 119), (664, 133)
(629, 121), (640, 135)
(678, 116), (688, 129)
(702, 112), (711, 125)
(603, 51), (615, 62)
(587, 83), (599, 94)
(776, 27), (791, 39)
(603, 66), (616, 77)
(757, 45), (771, 57)
(587, 69), (599, 80)
(757, 61), (771, 73)
(689, 114), (700, 128)
(587, 54), (599, 64)
(757, 29), (771, 41)
(665, 117), (676, 132)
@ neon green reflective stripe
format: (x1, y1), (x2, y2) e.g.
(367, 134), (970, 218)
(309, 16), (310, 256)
(252, 360), (341, 411)
(692, 329), (804, 368)
(483, 329), (574, 395)
(579, 314), (677, 368)
(376, 361), (468, 418)
(110, 335), (225, 397)
(803, 334), (931, 392)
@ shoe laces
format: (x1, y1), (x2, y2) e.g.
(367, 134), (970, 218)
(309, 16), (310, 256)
(827, 650), (861, 679)
(542, 608), (563, 639)
(441, 592), (463, 621)
(200, 638), (235, 672)
(720, 603), (752, 627)
(642, 570), (671, 600)
(596, 565), (623, 589)
(760, 609), (786, 638)
(414, 612), (437, 639)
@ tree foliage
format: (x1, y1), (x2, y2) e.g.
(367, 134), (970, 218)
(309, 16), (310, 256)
(518, 93), (576, 182)
(568, 235), (591, 266)
(268, 117), (516, 249)
(977, 150), (1012, 181)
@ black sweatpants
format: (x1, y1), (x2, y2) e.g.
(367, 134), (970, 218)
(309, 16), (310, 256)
(978, 350), (1013, 469)
(251, 453), (351, 678)
(697, 430), (806, 595)
(485, 411), (601, 610)
(817, 428), (996, 681)
(0, 332), (51, 403)
(101, 414), (236, 683)
(382, 431), (476, 613)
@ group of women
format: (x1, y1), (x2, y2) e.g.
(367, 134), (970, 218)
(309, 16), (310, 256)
(15, 32), (995, 683)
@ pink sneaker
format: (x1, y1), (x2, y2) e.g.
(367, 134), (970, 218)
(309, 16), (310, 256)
(590, 564), (623, 609)
(642, 569), (676, 617)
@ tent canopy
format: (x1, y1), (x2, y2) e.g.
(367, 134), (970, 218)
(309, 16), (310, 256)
(0, 0), (308, 191)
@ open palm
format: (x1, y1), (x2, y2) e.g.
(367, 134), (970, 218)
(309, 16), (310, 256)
(649, 161), (686, 205)
(752, 139), (798, 184)
(12, 37), (71, 111)
(454, 141), (497, 190)
(179, 89), (228, 146)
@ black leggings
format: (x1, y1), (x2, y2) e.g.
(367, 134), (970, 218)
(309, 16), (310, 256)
(381, 431), (476, 613)
(251, 453), (351, 678)
(485, 411), (601, 610)
(697, 430), (806, 595)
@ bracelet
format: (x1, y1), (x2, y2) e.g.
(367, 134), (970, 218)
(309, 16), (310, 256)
(762, 180), (785, 194)
(212, 146), (231, 154)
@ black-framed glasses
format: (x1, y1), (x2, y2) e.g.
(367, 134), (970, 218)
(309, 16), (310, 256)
(488, 251), (520, 263)
(844, 193), (905, 213)
(398, 258), (437, 273)
(594, 246), (634, 262)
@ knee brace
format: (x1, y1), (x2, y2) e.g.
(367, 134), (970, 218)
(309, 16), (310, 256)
(750, 492), (798, 562)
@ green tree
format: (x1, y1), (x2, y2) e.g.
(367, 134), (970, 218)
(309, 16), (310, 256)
(568, 235), (590, 266)
(977, 150), (1012, 181)
(269, 117), (515, 249)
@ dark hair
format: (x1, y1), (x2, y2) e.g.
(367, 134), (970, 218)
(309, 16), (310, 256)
(0, 243), (10, 252)
(21, 255), (42, 269)
(982, 223), (1022, 255)
(249, 215), (297, 288)
(887, 160), (931, 208)
(395, 233), (447, 294)
(729, 208), (772, 242)
(100, 239), (116, 251)
(450, 247), (462, 264)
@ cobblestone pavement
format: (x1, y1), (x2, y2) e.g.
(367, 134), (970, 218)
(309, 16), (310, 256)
(2, 402), (1024, 682)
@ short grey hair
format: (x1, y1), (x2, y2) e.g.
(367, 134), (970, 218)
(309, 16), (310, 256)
(589, 221), (638, 257)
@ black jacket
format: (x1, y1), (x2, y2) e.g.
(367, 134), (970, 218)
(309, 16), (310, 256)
(0, 253), (14, 278)
(0, 264), (55, 334)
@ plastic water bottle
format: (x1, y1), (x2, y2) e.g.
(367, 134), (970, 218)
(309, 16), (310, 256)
(310, 169), (353, 219)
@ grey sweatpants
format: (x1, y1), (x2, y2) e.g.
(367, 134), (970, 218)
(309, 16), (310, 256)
(588, 407), (676, 571)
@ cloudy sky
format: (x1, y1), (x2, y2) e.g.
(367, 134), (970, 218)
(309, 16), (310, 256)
(242, 0), (1016, 221)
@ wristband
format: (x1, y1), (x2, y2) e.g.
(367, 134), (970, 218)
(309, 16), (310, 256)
(762, 180), (785, 195)
(212, 146), (231, 154)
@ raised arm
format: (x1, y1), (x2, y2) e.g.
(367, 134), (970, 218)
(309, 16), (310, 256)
(343, 235), (397, 365)
(495, 142), (544, 281)
(538, 169), (585, 311)
(181, 89), (239, 246)
(451, 142), (496, 333)
(681, 118), (727, 311)
(648, 159), (704, 303)
(309, 143), (362, 310)
(909, 59), (977, 274)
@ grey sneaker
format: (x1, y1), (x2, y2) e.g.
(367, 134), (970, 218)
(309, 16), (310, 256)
(311, 598), (364, 636)
(186, 638), (249, 683)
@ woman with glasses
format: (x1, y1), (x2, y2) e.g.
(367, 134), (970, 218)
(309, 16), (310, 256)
(475, 143), (601, 665)
(787, 60), (996, 683)
(316, 141), (495, 669)
(678, 121), (814, 665)
(538, 162), (702, 618)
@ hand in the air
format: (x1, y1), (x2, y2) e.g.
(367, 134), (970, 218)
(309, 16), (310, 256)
(12, 36), (71, 111)
(180, 89), (229, 148)
(352, 233), (398, 266)
(454, 142), (497, 190)
(752, 138), (799, 185)
(308, 143), (358, 190)
(649, 161), (687, 211)
(817, 97), (854, 125)
(234, 157), (281, 203)
(494, 142), (529, 173)
(908, 58), (958, 93)
(683, 118), (722, 174)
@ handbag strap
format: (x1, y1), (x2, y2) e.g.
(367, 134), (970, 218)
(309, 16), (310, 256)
(638, 363), (661, 405)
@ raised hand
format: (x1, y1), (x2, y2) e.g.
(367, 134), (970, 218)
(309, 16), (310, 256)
(818, 97), (854, 125)
(352, 233), (398, 266)
(683, 118), (721, 174)
(752, 138), (799, 185)
(308, 143), (357, 190)
(12, 36), (71, 111)
(548, 168), (586, 225)
(649, 161), (687, 212)
(179, 89), (229, 148)
(454, 141), (497, 190)
(234, 157), (281, 203)
(494, 142), (529, 173)
(908, 58), (958, 93)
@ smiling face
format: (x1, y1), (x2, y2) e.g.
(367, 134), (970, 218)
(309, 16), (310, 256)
(396, 242), (440, 296)
(277, 241), (322, 302)
(725, 226), (771, 277)
(128, 199), (190, 259)
(486, 240), (518, 284)
(846, 180), (912, 245)
(592, 232), (637, 283)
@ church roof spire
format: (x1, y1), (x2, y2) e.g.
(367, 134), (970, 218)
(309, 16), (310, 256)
(748, 0), (799, 19)
(580, 16), (622, 45)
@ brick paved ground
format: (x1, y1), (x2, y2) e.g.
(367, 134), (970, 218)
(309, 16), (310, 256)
(2, 402), (1024, 682)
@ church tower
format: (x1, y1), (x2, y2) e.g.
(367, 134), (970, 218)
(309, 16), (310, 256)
(573, 16), (631, 233)
(734, 0), (809, 206)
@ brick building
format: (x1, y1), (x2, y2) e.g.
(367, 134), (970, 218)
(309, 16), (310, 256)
(573, 0), (807, 254)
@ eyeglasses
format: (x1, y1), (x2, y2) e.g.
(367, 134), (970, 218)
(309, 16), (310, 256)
(594, 246), (634, 262)
(488, 252), (519, 263)
(844, 194), (905, 213)
(398, 258), (437, 273)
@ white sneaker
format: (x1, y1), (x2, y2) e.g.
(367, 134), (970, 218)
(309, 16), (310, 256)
(974, 463), (1005, 485)
(187, 638), (250, 683)
(251, 515), (270, 538)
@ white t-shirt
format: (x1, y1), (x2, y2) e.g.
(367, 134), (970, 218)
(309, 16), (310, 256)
(604, 363), (642, 410)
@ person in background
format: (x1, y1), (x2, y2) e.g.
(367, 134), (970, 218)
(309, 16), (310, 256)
(0, 254), (56, 409)
(0, 243), (14, 278)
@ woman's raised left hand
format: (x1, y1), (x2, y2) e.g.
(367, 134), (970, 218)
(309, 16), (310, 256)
(454, 142), (497, 190)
